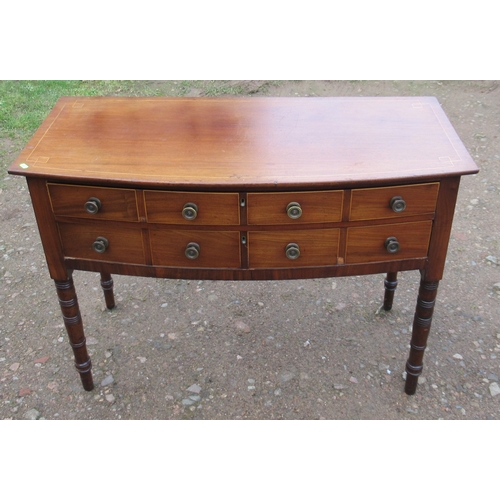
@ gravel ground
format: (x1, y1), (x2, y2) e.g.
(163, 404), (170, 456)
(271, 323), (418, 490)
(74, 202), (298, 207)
(1, 80), (499, 421)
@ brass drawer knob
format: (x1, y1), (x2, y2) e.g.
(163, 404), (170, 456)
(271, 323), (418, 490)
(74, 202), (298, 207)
(285, 242), (300, 260)
(286, 202), (302, 219)
(185, 242), (200, 259)
(182, 202), (198, 220)
(384, 236), (400, 254)
(92, 236), (109, 253)
(389, 196), (406, 213)
(85, 197), (102, 214)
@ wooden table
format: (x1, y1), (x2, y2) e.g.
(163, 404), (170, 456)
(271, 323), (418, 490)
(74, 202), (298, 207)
(8, 96), (479, 395)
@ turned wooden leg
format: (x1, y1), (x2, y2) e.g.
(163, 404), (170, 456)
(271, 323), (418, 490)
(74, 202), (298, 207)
(100, 272), (115, 310)
(54, 275), (94, 391)
(383, 271), (398, 311)
(405, 279), (439, 395)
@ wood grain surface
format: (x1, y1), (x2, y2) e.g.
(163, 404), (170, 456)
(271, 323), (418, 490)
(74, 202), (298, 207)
(248, 229), (340, 268)
(144, 190), (240, 225)
(349, 182), (439, 220)
(345, 220), (433, 263)
(149, 229), (241, 268)
(48, 183), (139, 221)
(9, 96), (479, 189)
(247, 190), (343, 224)
(57, 222), (146, 264)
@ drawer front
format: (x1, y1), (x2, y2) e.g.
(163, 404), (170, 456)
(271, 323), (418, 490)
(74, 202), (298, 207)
(247, 191), (343, 225)
(248, 229), (340, 268)
(346, 221), (433, 264)
(57, 223), (146, 264)
(150, 230), (241, 268)
(144, 191), (240, 225)
(48, 184), (139, 221)
(349, 183), (439, 221)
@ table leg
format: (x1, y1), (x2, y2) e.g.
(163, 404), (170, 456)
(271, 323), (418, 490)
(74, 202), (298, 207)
(100, 272), (115, 310)
(404, 278), (439, 395)
(383, 271), (398, 311)
(54, 275), (94, 391)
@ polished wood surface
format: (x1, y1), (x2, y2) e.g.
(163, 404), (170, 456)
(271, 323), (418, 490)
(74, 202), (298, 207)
(144, 190), (240, 225)
(345, 221), (433, 263)
(247, 191), (343, 224)
(10, 96), (478, 189)
(48, 183), (139, 221)
(100, 272), (115, 310)
(150, 229), (241, 268)
(349, 183), (439, 221)
(248, 229), (340, 268)
(405, 279), (440, 394)
(8, 96), (479, 397)
(383, 272), (399, 311)
(54, 275), (93, 390)
(58, 222), (146, 264)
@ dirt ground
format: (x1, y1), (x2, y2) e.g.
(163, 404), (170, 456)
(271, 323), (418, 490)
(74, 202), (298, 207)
(1, 80), (499, 420)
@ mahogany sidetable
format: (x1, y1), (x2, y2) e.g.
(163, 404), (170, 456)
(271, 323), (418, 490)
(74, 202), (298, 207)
(8, 96), (479, 395)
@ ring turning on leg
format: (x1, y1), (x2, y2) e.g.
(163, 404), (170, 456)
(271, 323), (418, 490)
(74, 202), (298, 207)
(54, 276), (94, 391)
(383, 272), (398, 311)
(405, 279), (439, 395)
(100, 272), (115, 310)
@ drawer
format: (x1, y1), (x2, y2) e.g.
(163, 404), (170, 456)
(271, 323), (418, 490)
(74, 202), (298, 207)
(57, 223), (146, 264)
(349, 183), (439, 221)
(144, 191), (240, 225)
(150, 230), (241, 268)
(346, 221), (433, 264)
(48, 184), (139, 221)
(248, 229), (340, 268)
(247, 191), (343, 225)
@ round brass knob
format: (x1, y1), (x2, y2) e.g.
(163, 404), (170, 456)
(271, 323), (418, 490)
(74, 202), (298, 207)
(389, 196), (406, 213)
(285, 242), (300, 260)
(286, 202), (302, 219)
(384, 236), (400, 254)
(182, 203), (198, 220)
(185, 242), (200, 259)
(85, 197), (102, 214)
(92, 236), (109, 253)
